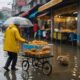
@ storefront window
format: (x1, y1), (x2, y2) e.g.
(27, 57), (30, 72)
(54, 12), (77, 32)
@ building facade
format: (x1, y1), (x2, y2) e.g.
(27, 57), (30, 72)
(12, 0), (50, 16)
(38, 0), (78, 44)
(0, 7), (12, 19)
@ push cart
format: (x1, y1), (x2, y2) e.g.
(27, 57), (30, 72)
(22, 43), (53, 75)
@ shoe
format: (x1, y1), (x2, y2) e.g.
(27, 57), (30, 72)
(11, 68), (18, 71)
(4, 67), (9, 71)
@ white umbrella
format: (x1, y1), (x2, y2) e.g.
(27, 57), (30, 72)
(3, 17), (33, 27)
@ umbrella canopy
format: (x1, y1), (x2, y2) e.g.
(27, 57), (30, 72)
(3, 17), (33, 27)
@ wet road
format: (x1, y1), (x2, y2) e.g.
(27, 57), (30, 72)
(0, 32), (80, 80)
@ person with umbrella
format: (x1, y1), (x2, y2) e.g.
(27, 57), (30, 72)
(3, 21), (28, 71)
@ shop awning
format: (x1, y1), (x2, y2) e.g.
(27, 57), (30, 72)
(19, 11), (29, 17)
(37, 12), (48, 18)
(20, 4), (41, 17)
(29, 11), (38, 18)
(38, 0), (62, 12)
(37, 12), (50, 20)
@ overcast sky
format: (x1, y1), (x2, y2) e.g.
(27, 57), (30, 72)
(0, 0), (13, 9)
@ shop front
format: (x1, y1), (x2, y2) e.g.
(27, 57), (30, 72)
(37, 13), (51, 40)
(53, 3), (77, 44)
(38, 0), (63, 41)
(38, 0), (78, 45)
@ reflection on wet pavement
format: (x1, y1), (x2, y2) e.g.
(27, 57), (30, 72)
(0, 32), (80, 80)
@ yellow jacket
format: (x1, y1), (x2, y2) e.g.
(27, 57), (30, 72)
(3, 24), (26, 53)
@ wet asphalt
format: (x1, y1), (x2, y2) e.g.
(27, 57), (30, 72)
(0, 32), (80, 80)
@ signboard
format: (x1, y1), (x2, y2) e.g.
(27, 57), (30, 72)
(17, 0), (26, 6)
(38, 0), (63, 12)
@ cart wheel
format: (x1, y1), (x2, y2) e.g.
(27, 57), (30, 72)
(22, 60), (29, 71)
(42, 62), (52, 75)
(32, 59), (39, 68)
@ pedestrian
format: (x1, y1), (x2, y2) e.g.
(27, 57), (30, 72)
(33, 21), (38, 39)
(37, 28), (42, 40)
(3, 21), (28, 71)
(43, 30), (46, 40)
(26, 27), (30, 40)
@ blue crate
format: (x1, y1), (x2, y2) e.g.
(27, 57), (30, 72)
(22, 43), (41, 50)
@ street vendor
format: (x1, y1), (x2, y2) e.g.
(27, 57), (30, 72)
(3, 21), (28, 71)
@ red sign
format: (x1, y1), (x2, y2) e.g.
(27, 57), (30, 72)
(17, 0), (26, 6)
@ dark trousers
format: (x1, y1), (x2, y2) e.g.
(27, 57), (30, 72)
(5, 51), (18, 69)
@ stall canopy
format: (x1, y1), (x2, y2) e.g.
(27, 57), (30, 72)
(38, 0), (62, 12)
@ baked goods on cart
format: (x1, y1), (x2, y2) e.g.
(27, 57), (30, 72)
(22, 40), (53, 75)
